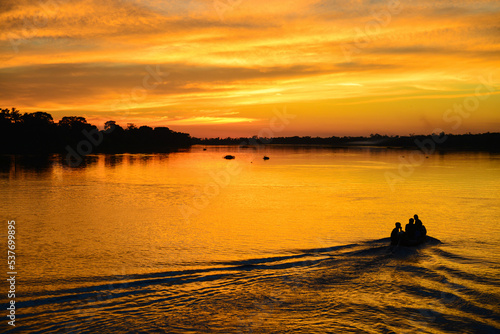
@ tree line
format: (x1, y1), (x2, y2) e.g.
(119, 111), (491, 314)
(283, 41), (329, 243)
(0, 108), (191, 154)
(1, 107), (498, 154)
(194, 132), (500, 151)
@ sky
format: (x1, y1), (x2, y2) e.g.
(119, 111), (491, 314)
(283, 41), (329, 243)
(1, 0), (499, 138)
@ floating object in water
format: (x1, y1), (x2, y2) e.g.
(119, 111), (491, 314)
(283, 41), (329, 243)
(203, 148), (207, 151)
(263, 156), (270, 160)
(224, 155), (235, 160)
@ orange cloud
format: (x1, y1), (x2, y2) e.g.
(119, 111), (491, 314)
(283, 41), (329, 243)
(0, 0), (499, 136)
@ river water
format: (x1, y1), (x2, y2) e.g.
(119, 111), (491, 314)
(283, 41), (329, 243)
(1, 146), (499, 333)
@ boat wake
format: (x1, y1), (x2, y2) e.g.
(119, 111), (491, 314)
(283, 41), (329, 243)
(10, 237), (500, 334)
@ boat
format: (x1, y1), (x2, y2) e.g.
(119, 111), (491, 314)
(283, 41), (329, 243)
(390, 218), (428, 247)
(263, 156), (270, 160)
(398, 236), (427, 247)
(389, 236), (441, 252)
(392, 234), (427, 247)
(224, 155), (235, 160)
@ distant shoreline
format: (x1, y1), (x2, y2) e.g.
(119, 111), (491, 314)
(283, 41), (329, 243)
(193, 143), (500, 153)
(2, 108), (499, 155)
(193, 133), (500, 153)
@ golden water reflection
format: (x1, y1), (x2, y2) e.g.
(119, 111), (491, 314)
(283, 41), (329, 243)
(0, 147), (499, 287)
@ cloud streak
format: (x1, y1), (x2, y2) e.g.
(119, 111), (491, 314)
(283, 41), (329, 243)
(1, 0), (499, 136)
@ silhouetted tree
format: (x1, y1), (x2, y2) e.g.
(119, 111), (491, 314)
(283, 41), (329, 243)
(22, 111), (54, 125)
(104, 120), (117, 132)
(1, 108), (22, 123)
(1, 107), (499, 156)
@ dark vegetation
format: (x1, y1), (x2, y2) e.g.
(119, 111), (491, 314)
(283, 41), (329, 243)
(0, 108), (191, 154)
(1, 108), (498, 154)
(195, 132), (500, 151)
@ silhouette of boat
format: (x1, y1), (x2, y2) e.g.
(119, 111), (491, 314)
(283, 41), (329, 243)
(397, 236), (427, 247)
(224, 155), (235, 160)
(263, 156), (270, 160)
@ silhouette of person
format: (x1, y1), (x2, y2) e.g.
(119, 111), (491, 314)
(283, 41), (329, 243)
(414, 214), (427, 238)
(413, 214), (421, 225)
(391, 222), (403, 245)
(405, 218), (416, 240)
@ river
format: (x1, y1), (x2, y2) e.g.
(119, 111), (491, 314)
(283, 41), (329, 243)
(1, 146), (499, 333)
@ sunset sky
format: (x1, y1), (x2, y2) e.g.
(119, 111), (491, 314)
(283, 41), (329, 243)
(1, 0), (499, 137)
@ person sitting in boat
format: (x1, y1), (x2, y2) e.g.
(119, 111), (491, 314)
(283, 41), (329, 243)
(391, 222), (403, 245)
(405, 218), (416, 240)
(414, 214), (427, 237)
